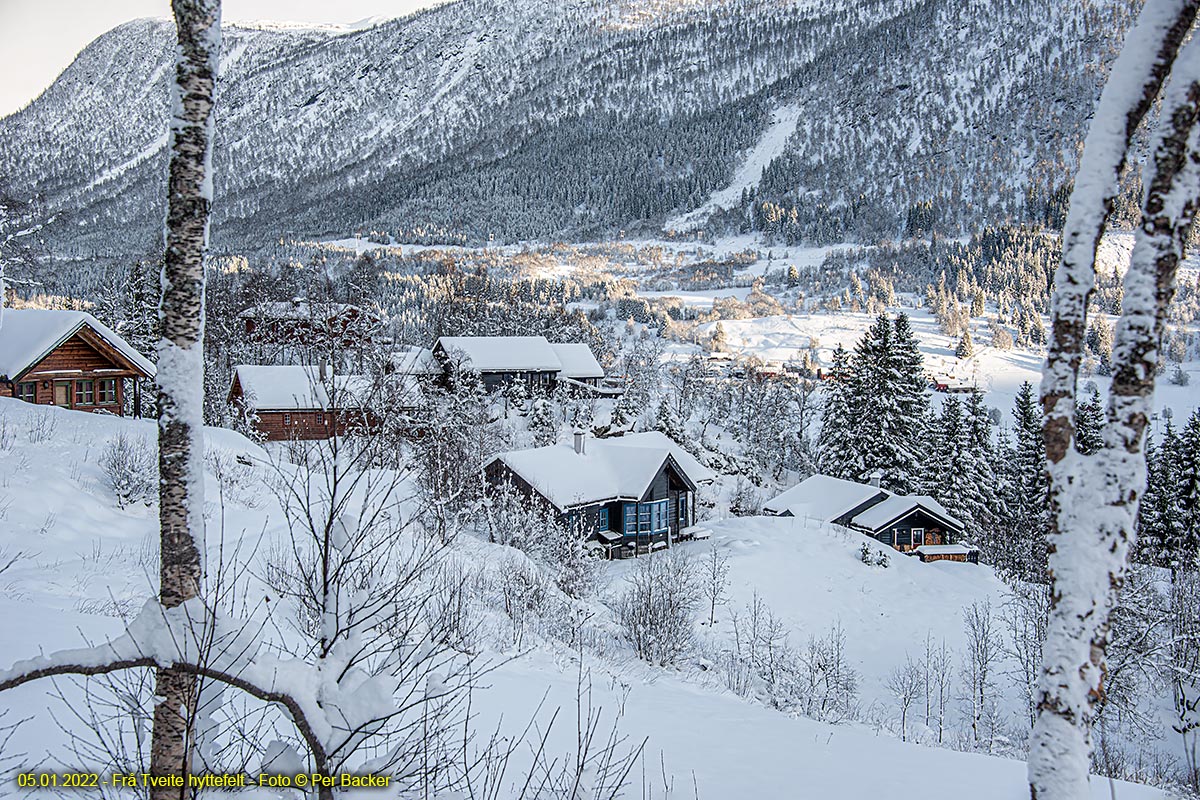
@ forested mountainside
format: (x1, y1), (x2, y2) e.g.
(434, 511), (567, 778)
(0, 0), (1136, 258)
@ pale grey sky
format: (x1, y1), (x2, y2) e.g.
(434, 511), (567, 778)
(0, 0), (443, 118)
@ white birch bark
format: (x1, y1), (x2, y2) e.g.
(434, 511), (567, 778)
(149, 0), (221, 795)
(1031, 12), (1200, 798)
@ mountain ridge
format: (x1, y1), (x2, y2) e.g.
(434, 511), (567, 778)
(0, 0), (1137, 259)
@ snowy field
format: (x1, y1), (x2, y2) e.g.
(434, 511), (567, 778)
(0, 398), (1170, 799)
(694, 306), (1200, 427)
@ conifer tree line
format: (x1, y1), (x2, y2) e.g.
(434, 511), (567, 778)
(816, 312), (1198, 582)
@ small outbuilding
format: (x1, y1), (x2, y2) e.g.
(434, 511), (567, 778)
(228, 365), (379, 441)
(764, 474), (973, 559)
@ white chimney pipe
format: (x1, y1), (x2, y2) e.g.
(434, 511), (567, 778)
(573, 429), (586, 455)
(869, 471), (883, 488)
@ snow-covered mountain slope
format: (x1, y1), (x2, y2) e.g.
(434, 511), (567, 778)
(0, 0), (1134, 257)
(0, 398), (1168, 797)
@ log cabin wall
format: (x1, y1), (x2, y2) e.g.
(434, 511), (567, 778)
(4, 332), (141, 415)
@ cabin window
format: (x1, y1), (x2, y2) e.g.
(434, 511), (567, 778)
(912, 528), (925, 546)
(678, 494), (688, 523)
(16, 382), (36, 403)
(316, 413), (325, 425)
(97, 379), (118, 404)
(75, 380), (95, 405)
(283, 413), (292, 425)
(623, 501), (669, 535)
(623, 503), (638, 534)
(599, 508), (609, 531)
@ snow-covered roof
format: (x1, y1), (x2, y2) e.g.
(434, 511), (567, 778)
(0, 309), (156, 380)
(850, 494), (964, 532)
(763, 475), (886, 521)
(597, 430), (715, 484)
(490, 432), (709, 510)
(435, 336), (563, 373)
(232, 365), (373, 410)
(390, 346), (440, 376)
(549, 343), (604, 380)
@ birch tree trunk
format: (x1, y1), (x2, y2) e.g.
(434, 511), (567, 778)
(149, 1), (221, 796)
(1031, 1), (1200, 796)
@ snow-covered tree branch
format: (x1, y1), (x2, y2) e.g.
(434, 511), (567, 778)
(1031, 3), (1200, 797)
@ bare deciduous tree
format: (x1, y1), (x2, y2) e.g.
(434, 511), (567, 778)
(885, 655), (924, 742)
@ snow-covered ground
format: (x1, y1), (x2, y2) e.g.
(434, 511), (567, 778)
(0, 398), (1174, 798)
(695, 306), (1199, 426)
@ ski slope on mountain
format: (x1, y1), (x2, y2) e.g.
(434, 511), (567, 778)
(666, 103), (801, 232)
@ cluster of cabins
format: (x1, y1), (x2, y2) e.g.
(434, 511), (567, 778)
(0, 306), (976, 564)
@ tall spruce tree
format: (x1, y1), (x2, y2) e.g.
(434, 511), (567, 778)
(1175, 411), (1200, 575)
(817, 343), (857, 479)
(848, 313), (927, 493)
(1010, 381), (1049, 580)
(1073, 384), (1105, 456)
(1137, 426), (1180, 569)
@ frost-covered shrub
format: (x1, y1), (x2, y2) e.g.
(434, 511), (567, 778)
(482, 482), (600, 599)
(729, 477), (762, 517)
(617, 549), (699, 665)
(205, 450), (261, 508)
(100, 433), (157, 508)
(26, 410), (57, 443)
(1170, 364), (1190, 386)
(860, 542), (890, 568)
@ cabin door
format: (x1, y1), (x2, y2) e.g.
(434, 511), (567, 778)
(53, 382), (72, 407)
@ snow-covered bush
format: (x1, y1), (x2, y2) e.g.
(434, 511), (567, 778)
(617, 549), (699, 666)
(1170, 364), (1190, 386)
(100, 433), (156, 508)
(729, 477), (762, 516)
(481, 482), (600, 599)
(796, 622), (859, 723)
(859, 542), (890, 568)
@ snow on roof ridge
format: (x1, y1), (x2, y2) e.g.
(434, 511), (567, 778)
(763, 474), (888, 521)
(492, 432), (710, 509)
(0, 308), (156, 380)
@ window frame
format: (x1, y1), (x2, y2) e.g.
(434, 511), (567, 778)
(97, 379), (118, 405)
(911, 527), (925, 546)
(283, 412), (292, 425)
(75, 380), (95, 406)
(599, 507), (609, 531)
(16, 382), (36, 403)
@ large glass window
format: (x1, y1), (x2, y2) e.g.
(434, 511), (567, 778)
(599, 507), (609, 531)
(623, 500), (670, 537)
(16, 382), (36, 403)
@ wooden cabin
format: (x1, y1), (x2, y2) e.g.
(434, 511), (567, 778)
(0, 309), (155, 416)
(764, 474), (976, 562)
(484, 431), (715, 559)
(228, 365), (378, 441)
(433, 336), (604, 393)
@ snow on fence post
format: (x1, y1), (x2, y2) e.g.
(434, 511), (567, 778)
(1031, 1), (1200, 797)
(151, 0), (221, 794)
